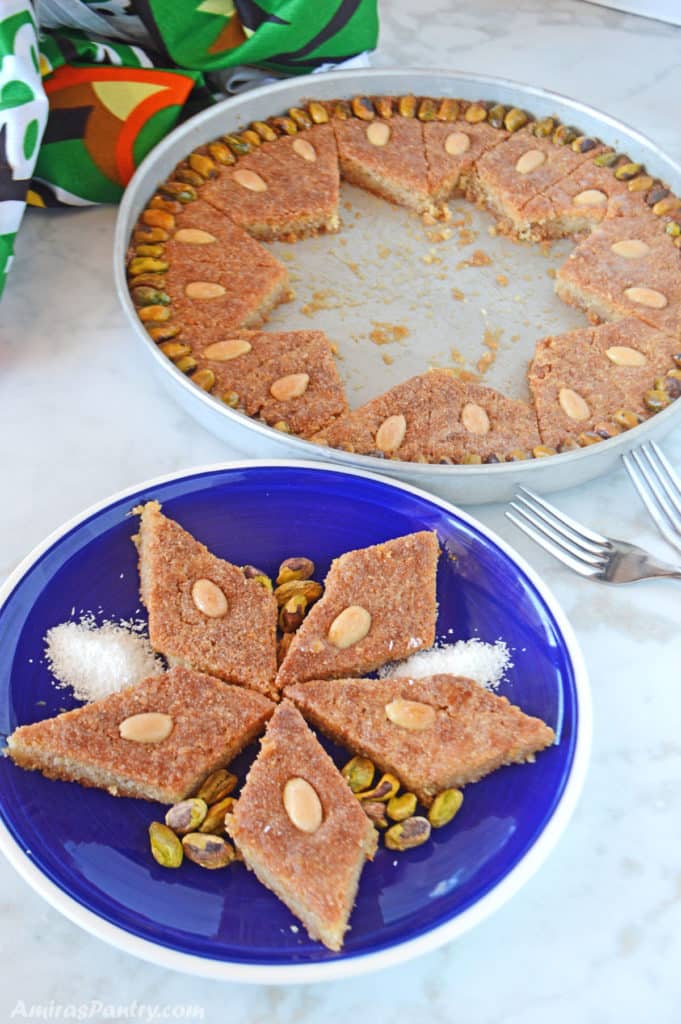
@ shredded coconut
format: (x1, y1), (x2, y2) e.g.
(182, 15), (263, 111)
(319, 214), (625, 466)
(44, 613), (163, 702)
(379, 638), (512, 690)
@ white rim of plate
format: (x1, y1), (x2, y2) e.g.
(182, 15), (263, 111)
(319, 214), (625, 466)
(0, 459), (592, 984)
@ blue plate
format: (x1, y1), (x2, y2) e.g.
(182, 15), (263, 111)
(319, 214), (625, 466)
(0, 462), (590, 982)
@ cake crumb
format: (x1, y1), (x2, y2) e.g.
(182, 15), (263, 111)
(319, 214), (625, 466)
(382, 353), (394, 365)
(547, 267), (557, 279)
(451, 288), (465, 302)
(456, 249), (492, 270)
(496, 274), (509, 287)
(369, 322), (410, 346)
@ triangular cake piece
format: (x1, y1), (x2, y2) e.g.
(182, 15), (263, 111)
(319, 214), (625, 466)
(529, 318), (680, 448)
(178, 328), (348, 439)
(472, 126), (607, 239)
(285, 675), (555, 805)
(333, 115), (442, 218)
(555, 215), (681, 337)
(275, 532), (439, 690)
(7, 667), (274, 804)
(313, 369), (540, 464)
(200, 124), (340, 241)
(134, 199), (291, 337)
(225, 700), (377, 951)
(133, 501), (278, 698)
(424, 119), (509, 204)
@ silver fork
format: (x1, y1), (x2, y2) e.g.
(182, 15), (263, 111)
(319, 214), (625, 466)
(505, 486), (681, 583)
(622, 441), (681, 555)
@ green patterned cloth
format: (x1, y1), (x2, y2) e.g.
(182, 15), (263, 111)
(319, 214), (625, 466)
(0, 0), (378, 296)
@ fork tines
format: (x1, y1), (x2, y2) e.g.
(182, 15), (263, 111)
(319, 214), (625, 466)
(506, 487), (609, 578)
(622, 442), (681, 555)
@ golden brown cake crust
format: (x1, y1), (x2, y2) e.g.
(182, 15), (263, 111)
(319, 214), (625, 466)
(7, 666), (274, 804)
(285, 675), (555, 805)
(226, 700), (377, 951)
(275, 531), (439, 690)
(528, 318), (679, 447)
(133, 501), (278, 697)
(200, 125), (340, 240)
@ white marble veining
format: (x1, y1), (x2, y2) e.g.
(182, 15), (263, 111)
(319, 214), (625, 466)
(2, 1), (681, 1019)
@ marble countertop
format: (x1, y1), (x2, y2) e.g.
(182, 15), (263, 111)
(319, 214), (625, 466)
(2, 0), (681, 1019)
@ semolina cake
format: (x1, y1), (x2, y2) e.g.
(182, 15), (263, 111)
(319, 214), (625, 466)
(6, 666), (274, 804)
(225, 700), (377, 951)
(275, 531), (439, 690)
(200, 124), (340, 241)
(313, 369), (541, 464)
(424, 118), (509, 204)
(333, 114), (441, 218)
(132, 501), (278, 698)
(134, 199), (291, 338)
(285, 675), (555, 806)
(177, 328), (348, 438)
(522, 160), (657, 239)
(554, 215), (681, 337)
(472, 126), (606, 237)
(528, 318), (681, 448)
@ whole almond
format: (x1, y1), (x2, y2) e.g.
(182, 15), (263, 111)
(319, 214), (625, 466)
(192, 578), (228, 617)
(605, 345), (647, 367)
(366, 121), (391, 147)
(611, 239), (650, 259)
(559, 387), (590, 421)
(233, 168), (268, 192)
(385, 699), (437, 731)
(573, 188), (607, 206)
(292, 138), (317, 162)
(270, 372), (310, 401)
(327, 605), (371, 648)
(174, 228), (216, 245)
(119, 712), (173, 744)
(185, 281), (226, 299)
(202, 338), (252, 361)
(515, 149), (546, 175)
(444, 131), (470, 156)
(375, 413), (407, 453)
(283, 777), (323, 833)
(461, 401), (490, 435)
(624, 286), (668, 309)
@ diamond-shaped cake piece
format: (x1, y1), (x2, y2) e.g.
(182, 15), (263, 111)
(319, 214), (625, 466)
(313, 369), (540, 464)
(555, 215), (681, 337)
(158, 200), (292, 334)
(333, 115), (442, 218)
(225, 700), (377, 951)
(275, 531), (439, 690)
(184, 328), (348, 438)
(7, 667), (274, 804)
(285, 675), (555, 805)
(529, 318), (680, 448)
(133, 501), (278, 698)
(200, 125), (340, 241)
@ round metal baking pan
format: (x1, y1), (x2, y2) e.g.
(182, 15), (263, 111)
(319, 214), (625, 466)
(114, 68), (681, 504)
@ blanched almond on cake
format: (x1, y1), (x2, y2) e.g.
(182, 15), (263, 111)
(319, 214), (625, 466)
(610, 239), (650, 259)
(270, 373), (310, 401)
(624, 286), (668, 309)
(375, 414), (406, 452)
(327, 606), (372, 649)
(202, 339), (252, 361)
(185, 281), (226, 299)
(605, 346), (647, 367)
(233, 168), (268, 192)
(461, 402), (490, 435)
(191, 578), (228, 618)
(559, 387), (590, 421)
(292, 138), (317, 162)
(385, 699), (436, 731)
(366, 121), (391, 147)
(515, 149), (546, 174)
(283, 777), (323, 833)
(573, 189), (607, 206)
(119, 712), (174, 744)
(174, 228), (217, 245)
(444, 131), (470, 156)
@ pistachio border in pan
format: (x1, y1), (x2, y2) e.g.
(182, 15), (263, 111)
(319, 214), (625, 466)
(126, 94), (681, 462)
